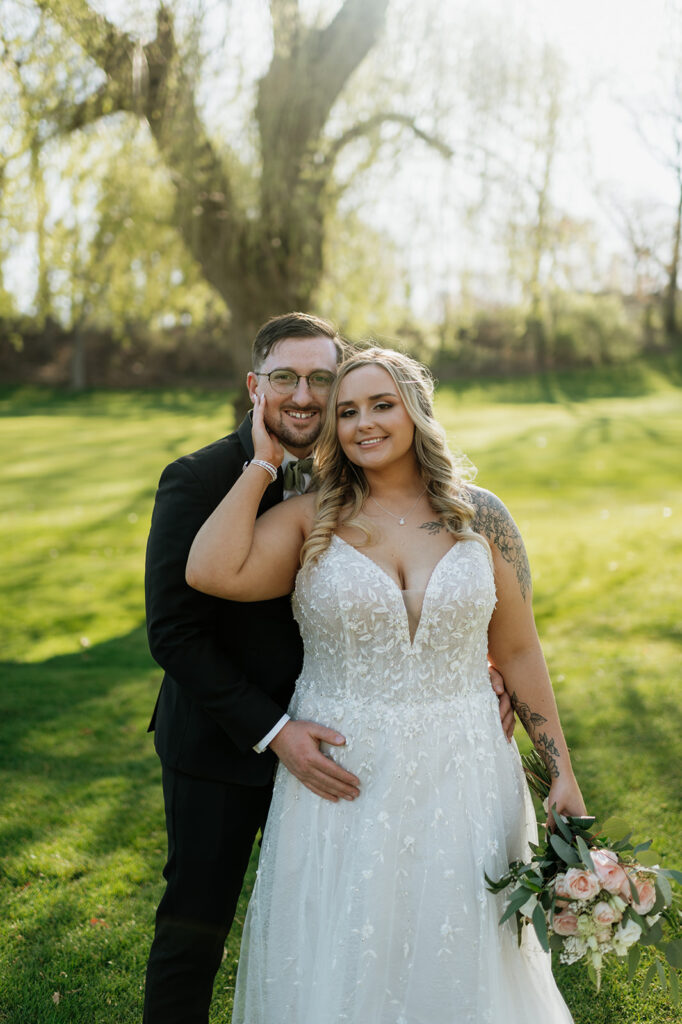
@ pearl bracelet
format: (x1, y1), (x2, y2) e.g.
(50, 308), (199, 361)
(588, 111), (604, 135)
(249, 458), (278, 483)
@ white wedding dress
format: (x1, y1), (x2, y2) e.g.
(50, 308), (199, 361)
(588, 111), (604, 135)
(232, 535), (574, 1023)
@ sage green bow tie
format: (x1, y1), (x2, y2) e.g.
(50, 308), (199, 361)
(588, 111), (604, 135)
(283, 457), (314, 493)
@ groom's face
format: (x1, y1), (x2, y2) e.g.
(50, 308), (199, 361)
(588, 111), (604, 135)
(246, 336), (339, 457)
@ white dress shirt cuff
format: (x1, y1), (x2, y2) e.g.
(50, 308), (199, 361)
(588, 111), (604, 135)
(253, 714), (290, 753)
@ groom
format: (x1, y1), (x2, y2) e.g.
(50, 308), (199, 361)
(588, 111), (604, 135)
(143, 312), (514, 1023)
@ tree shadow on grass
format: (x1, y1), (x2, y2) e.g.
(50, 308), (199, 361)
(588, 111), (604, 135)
(0, 626), (164, 861)
(0, 628), (171, 1022)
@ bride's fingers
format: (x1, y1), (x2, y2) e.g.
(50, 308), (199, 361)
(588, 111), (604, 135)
(251, 395), (282, 460)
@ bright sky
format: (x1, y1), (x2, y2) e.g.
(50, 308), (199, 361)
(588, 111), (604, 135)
(355, 0), (681, 310)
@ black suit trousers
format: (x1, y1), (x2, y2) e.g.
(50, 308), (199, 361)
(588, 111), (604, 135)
(143, 765), (273, 1024)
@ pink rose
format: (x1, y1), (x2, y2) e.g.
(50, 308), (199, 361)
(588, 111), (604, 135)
(590, 849), (628, 895)
(553, 910), (579, 935)
(564, 867), (601, 901)
(595, 925), (613, 944)
(553, 873), (571, 908)
(632, 878), (656, 915)
(593, 900), (622, 926)
(618, 870), (637, 902)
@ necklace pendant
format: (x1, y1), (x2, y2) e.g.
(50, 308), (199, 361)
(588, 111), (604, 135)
(399, 517), (406, 525)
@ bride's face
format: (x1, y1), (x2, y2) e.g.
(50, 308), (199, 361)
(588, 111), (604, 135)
(335, 364), (416, 469)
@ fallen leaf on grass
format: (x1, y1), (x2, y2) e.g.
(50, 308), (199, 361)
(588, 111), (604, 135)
(89, 917), (109, 928)
(52, 992), (60, 1004)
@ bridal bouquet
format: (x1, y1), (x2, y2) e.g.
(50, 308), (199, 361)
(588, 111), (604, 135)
(485, 752), (682, 1002)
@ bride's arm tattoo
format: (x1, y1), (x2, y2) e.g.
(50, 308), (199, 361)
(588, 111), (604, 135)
(535, 732), (561, 779)
(511, 691), (547, 731)
(511, 690), (560, 778)
(467, 489), (532, 600)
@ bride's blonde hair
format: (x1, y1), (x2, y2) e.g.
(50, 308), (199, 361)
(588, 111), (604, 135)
(301, 348), (480, 566)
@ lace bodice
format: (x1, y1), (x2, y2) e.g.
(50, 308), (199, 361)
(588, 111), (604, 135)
(291, 534), (496, 709)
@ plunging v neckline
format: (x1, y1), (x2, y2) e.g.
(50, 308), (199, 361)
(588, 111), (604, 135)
(330, 533), (466, 649)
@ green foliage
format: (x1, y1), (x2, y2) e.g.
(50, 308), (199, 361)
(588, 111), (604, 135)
(1, 364), (681, 1021)
(550, 291), (642, 366)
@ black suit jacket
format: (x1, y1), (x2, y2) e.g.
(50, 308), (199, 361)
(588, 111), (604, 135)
(145, 414), (303, 786)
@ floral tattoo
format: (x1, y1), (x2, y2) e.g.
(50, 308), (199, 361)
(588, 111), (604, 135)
(511, 690), (560, 778)
(467, 488), (532, 600)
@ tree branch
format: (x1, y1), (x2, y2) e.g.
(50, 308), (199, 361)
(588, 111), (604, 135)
(33, 1), (245, 301)
(33, 0), (135, 81)
(326, 111), (454, 166)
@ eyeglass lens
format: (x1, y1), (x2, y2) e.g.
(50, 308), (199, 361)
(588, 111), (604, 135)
(267, 371), (334, 393)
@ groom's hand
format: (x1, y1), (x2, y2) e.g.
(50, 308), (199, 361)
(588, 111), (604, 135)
(489, 664), (515, 742)
(269, 721), (361, 802)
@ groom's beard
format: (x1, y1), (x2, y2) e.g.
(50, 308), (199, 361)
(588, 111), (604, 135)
(266, 404), (325, 453)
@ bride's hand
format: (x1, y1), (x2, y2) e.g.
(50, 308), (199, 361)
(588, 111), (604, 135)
(546, 773), (587, 831)
(252, 393), (284, 467)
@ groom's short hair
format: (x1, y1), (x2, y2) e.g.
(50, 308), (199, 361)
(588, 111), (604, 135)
(252, 312), (345, 369)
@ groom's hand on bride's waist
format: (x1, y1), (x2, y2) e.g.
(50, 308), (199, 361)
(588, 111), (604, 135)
(269, 721), (361, 802)
(488, 665), (515, 743)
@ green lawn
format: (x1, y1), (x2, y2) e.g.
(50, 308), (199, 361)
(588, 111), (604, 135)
(1, 361), (681, 1023)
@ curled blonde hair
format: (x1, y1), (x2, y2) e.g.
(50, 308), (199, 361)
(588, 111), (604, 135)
(301, 347), (481, 566)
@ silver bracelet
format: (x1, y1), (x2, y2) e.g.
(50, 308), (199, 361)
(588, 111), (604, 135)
(249, 458), (278, 483)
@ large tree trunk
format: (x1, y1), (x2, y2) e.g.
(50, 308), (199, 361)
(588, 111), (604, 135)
(37, 0), (390, 401)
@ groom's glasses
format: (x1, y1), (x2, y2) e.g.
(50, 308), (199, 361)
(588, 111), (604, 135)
(256, 370), (336, 395)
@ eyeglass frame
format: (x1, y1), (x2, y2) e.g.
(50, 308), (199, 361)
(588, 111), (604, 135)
(255, 369), (336, 394)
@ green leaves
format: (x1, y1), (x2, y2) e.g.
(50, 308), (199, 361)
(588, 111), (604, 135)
(549, 833), (580, 865)
(665, 939), (682, 970)
(499, 886), (535, 925)
(531, 901), (549, 952)
(576, 835), (596, 873)
(492, 754), (682, 1001)
(628, 944), (641, 980)
(597, 816), (631, 842)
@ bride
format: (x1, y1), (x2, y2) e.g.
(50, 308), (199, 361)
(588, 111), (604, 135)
(186, 348), (586, 1023)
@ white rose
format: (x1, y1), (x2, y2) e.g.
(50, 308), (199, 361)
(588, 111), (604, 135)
(613, 918), (642, 949)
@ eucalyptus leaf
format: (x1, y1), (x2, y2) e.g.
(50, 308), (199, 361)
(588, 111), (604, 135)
(576, 835), (596, 873)
(665, 940), (682, 969)
(549, 834), (580, 865)
(598, 816), (631, 841)
(663, 868), (682, 885)
(532, 902), (549, 952)
(642, 962), (657, 995)
(656, 959), (667, 990)
(550, 805), (573, 843)
(499, 889), (533, 924)
(633, 839), (653, 854)
(656, 873), (673, 907)
(670, 968), (680, 1006)
(628, 944), (641, 980)
(636, 849), (661, 867)
(640, 920), (663, 945)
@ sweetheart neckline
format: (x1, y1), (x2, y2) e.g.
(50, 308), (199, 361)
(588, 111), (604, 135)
(330, 534), (474, 649)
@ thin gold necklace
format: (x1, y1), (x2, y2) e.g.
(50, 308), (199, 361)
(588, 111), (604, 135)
(368, 487), (427, 526)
